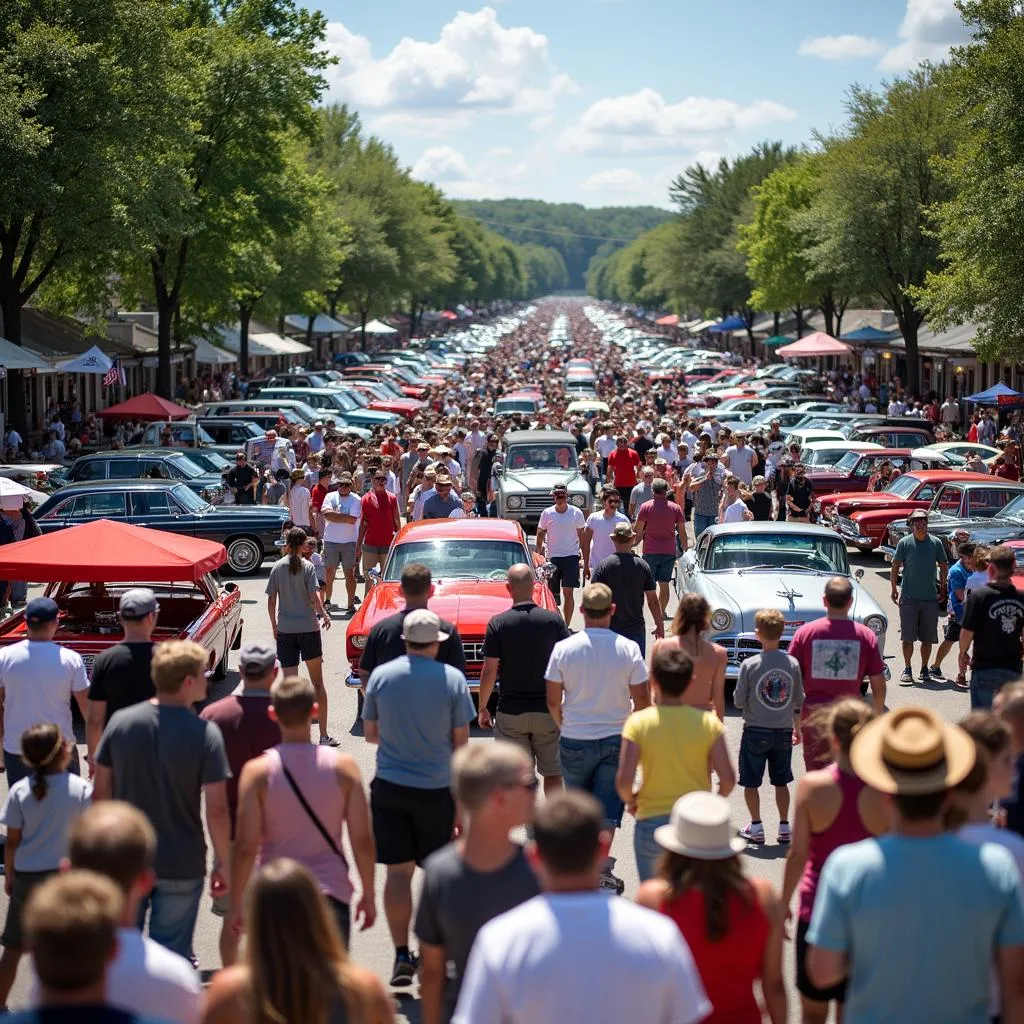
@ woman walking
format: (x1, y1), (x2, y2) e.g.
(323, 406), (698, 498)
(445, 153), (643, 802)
(651, 594), (727, 720)
(780, 699), (887, 1024)
(637, 791), (787, 1023)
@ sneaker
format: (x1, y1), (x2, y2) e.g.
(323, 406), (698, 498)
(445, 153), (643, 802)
(918, 667), (932, 683)
(323, 599), (334, 610)
(598, 870), (625, 895)
(319, 735), (341, 747)
(390, 951), (418, 987)
(354, 595), (362, 605)
(899, 667), (915, 684)
(739, 822), (766, 844)
(777, 822), (792, 844)
(928, 665), (945, 680)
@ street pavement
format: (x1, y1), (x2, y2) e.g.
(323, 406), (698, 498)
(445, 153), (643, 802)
(0, 538), (973, 1020)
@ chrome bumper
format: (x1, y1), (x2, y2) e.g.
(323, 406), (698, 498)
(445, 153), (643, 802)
(346, 672), (481, 691)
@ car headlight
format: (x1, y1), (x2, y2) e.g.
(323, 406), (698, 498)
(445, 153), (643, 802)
(506, 495), (524, 510)
(350, 635), (367, 649)
(863, 615), (887, 636)
(570, 493), (586, 508)
(710, 609), (733, 632)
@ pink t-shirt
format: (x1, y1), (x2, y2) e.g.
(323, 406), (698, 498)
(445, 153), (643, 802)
(786, 617), (885, 710)
(636, 497), (685, 555)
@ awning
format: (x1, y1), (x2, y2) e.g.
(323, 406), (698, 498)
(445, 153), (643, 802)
(706, 315), (747, 333)
(776, 333), (853, 358)
(193, 338), (237, 365)
(55, 345), (113, 374)
(965, 383), (1024, 405)
(283, 313), (349, 335)
(96, 392), (192, 421)
(0, 337), (57, 373)
(215, 326), (312, 357)
(840, 326), (898, 343)
(689, 319), (720, 332)
(348, 319), (398, 336)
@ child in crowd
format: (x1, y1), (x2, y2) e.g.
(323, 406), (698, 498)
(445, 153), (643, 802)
(263, 468), (289, 507)
(931, 539), (975, 688)
(734, 609), (804, 845)
(965, 545), (992, 600)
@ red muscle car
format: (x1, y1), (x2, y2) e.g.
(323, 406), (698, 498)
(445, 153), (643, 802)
(805, 448), (951, 497)
(345, 518), (557, 689)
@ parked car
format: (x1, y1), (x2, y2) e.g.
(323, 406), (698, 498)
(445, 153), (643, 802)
(848, 424), (936, 448)
(925, 442), (1002, 467)
(128, 420), (263, 461)
(799, 441), (882, 468)
(257, 387), (400, 429)
(65, 450), (227, 504)
(34, 480), (288, 575)
(493, 393), (543, 419)
(805, 448), (951, 497)
(195, 418), (267, 455)
(201, 398), (319, 424)
(881, 479), (1024, 556)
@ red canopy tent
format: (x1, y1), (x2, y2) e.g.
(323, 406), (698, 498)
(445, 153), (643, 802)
(0, 520), (226, 582)
(776, 332), (853, 358)
(655, 314), (680, 326)
(96, 393), (192, 421)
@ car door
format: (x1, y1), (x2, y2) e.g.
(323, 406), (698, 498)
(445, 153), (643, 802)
(36, 495), (77, 531)
(129, 490), (193, 534)
(69, 491), (128, 522)
(932, 485), (964, 517)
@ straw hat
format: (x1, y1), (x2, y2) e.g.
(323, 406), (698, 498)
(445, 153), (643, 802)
(654, 792), (746, 860)
(850, 706), (975, 795)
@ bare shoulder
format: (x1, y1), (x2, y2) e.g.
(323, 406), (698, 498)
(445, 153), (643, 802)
(346, 964), (397, 1022)
(201, 966), (248, 1024)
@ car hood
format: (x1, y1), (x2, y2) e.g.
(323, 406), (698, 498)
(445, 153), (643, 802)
(197, 504), (290, 525)
(500, 469), (589, 493)
(890, 512), (1024, 537)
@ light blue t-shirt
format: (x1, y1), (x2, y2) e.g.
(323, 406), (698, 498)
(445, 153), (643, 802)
(0, 773), (92, 872)
(363, 655), (475, 789)
(807, 833), (1024, 1023)
(948, 558), (971, 621)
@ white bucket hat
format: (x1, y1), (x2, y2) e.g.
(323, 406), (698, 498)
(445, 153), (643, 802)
(654, 792), (746, 860)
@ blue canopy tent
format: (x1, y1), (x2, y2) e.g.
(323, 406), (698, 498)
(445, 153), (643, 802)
(840, 326), (898, 342)
(706, 315), (747, 334)
(964, 383), (1024, 404)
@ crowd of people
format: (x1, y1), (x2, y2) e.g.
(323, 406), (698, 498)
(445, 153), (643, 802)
(4, 302), (1024, 1024)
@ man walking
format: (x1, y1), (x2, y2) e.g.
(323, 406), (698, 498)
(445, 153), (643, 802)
(416, 743), (540, 1024)
(959, 545), (1024, 709)
(320, 472), (361, 612)
(634, 477), (686, 616)
(591, 523), (663, 656)
(477, 564), (568, 796)
(545, 584), (649, 893)
(356, 470), (401, 595)
(453, 791), (711, 1024)
(225, 451), (258, 504)
(536, 484), (586, 624)
(86, 589), (159, 771)
(688, 451), (725, 538)
(891, 509), (948, 684)
(363, 609), (476, 987)
(581, 488), (630, 581)
(607, 435), (641, 507)
(0, 596), (88, 784)
(627, 467), (655, 520)
(470, 434), (500, 517)
(93, 640), (232, 959)
(722, 431), (755, 485)
(423, 474), (462, 520)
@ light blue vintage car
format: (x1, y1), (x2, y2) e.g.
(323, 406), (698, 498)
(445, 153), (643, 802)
(675, 522), (888, 681)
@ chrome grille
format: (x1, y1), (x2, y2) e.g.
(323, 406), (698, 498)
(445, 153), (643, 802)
(463, 640), (485, 662)
(837, 516), (860, 536)
(521, 495), (552, 514)
(719, 635), (791, 665)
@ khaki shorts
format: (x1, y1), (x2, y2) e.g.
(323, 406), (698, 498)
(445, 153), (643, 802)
(495, 711), (561, 778)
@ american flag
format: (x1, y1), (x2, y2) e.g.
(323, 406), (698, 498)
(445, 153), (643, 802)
(102, 356), (126, 388)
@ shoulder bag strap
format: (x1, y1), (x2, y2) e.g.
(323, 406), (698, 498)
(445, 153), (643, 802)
(278, 756), (345, 862)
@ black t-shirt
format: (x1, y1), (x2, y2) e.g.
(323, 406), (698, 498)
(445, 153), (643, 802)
(962, 582), (1024, 672)
(359, 608), (466, 677)
(482, 601), (569, 714)
(747, 492), (773, 521)
(788, 477), (813, 514)
(226, 464), (258, 503)
(1003, 753), (1024, 839)
(475, 449), (496, 497)
(633, 436), (655, 460)
(87, 642), (155, 723)
(591, 552), (655, 636)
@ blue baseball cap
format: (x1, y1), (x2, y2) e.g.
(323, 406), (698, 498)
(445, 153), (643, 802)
(25, 597), (59, 625)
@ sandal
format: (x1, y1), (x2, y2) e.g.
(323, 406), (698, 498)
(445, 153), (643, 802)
(954, 676), (970, 690)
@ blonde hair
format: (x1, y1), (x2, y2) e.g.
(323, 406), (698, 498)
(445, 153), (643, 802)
(150, 640), (207, 694)
(452, 742), (531, 811)
(754, 609), (785, 642)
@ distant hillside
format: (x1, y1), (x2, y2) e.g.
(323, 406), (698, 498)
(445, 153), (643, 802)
(452, 199), (673, 290)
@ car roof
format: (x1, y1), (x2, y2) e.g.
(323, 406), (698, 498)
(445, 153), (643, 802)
(855, 424), (932, 434)
(801, 440), (881, 451)
(394, 517), (528, 545)
(907, 470), (998, 481)
(504, 430), (576, 444)
(703, 522), (840, 539)
(940, 478), (1024, 490)
(45, 479), (183, 493)
(77, 449), (191, 460)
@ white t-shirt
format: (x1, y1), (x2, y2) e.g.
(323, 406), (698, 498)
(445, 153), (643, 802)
(584, 510), (631, 568)
(0, 640), (88, 754)
(288, 484), (311, 527)
(538, 505), (585, 558)
(412, 485), (436, 521)
(656, 443), (679, 466)
(30, 927), (202, 1024)
(321, 490), (360, 543)
(595, 436), (617, 459)
(453, 893), (710, 1024)
(544, 628), (647, 740)
(723, 444), (755, 484)
(449, 507), (469, 518)
(681, 429), (699, 453)
(722, 497), (749, 523)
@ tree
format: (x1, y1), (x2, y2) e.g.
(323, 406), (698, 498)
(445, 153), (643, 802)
(810, 69), (957, 394)
(917, 0), (1024, 361)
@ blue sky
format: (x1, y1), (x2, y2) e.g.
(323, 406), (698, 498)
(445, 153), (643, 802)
(318, 0), (970, 208)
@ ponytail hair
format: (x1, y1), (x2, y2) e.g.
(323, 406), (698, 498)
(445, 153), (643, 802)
(286, 527), (308, 576)
(20, 723), (67, 802)
(671, 593), (710, 638)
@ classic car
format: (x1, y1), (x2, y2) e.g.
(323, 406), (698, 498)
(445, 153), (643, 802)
(924, 442), (1002, 467)
(848, 424), (936, 448)
(65, 450), (228, 504)
(881, 480), (1024, 556)
(345, 518), (558, 691)
(343, 382), (422, 417)
(0, 464), (67, 494)
(820, 470), (997, 552)
(257, 387), (401, 430)
(799, 441), (882, 468)
(674, 522), (888, 684)
(33, 480), (289, 574)
(496, 430), (593, 529)
(805, 448), (951, 498)
(0, 519), (242, 678)
(493, 393), (544, 419)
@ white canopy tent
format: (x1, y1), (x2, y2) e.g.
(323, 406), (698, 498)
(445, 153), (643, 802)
(55, 344), (113, 374)
(193, 337), (237, 365)
(348, 319), (397, 337)
(215, 326), (312, 357)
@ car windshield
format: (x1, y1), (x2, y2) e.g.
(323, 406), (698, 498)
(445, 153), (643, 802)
(170, 484), (211, 512)
(999, 495), (1024, 519)
(168, 455), (207, 479)
(496, 400), (538, 414)
(885, 475), (922, 499)
(189, 451), (231, 472)
(384, 539), (528, 581)
(705, 533), (850, 574)
(505, 444), (576, 470)
(342, 389), (368, 408)
(835, 450), (863, 472)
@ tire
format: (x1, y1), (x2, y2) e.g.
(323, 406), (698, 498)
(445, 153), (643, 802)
(225, 536), (264, 576)
(211, 650), (228, 681)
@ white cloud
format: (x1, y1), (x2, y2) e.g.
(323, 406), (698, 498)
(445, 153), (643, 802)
(411, 146), (472, 183)
(368, 112), (474, 138)
(322, 7), (576, 118)
(560, 88), (797, 156)
(879, 0), (970, 71)
(798, 35), (886, 61)
(578, 168), (665, 206)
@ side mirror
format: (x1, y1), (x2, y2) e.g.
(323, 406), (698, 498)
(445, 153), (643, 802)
(223, 581), (238, 593)
(855, 568), (865, 580)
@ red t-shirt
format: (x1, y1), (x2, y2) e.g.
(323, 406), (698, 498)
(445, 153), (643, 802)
(787, 616), (884, 709)
(636, 497), (685, 555)
(607, 447), (641, 488)
(310, 483), (329, 512)
(361, 489), (399, 547)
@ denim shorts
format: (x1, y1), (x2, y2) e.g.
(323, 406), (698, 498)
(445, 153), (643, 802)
(971, 668), (1022, 711)
(643, 552), (675, 583)
(559, 734), (624, 828)
(739, 726), (794, 788)
(633, 814), (671, 883)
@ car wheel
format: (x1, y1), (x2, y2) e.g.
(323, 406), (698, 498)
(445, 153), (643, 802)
(225, 536), (264, 576)
(211, 651), (228, 681)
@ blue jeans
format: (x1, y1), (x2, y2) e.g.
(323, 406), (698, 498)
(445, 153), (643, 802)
(621, 631), (646, 657)
(136, 877), (204, 958)
(693, 513), (716, 538)
(634, 814), (671, 882)
(971, 668), (1022, 710)
(559, 735), (624, 828)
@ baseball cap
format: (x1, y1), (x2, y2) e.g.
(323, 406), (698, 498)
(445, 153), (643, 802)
(238, 642), (277, 674)
(461, 490), (475, 500)
(118, 588), (158, 620)
(25, 597), (59, 625)
(401, 608), (450, 644)
(908, 509), (929, 522)
(581, 583), (613, 612)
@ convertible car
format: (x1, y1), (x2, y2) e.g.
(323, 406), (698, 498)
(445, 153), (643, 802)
(345, 518), (557, 691)
(674, 522), (888, 683)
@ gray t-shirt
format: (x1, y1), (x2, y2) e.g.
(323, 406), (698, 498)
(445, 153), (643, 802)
(629, 482), (654, 512)
(414, 842), (540, 1021)
(734, 649), (804, 729)
(95, 702), (231, 879)
(0, 773), (92, 872)
(362, 655), (475, 789)
(265, 555), (319, 633)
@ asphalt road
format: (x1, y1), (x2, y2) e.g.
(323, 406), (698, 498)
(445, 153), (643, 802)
(0, 536), (972, 1020)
